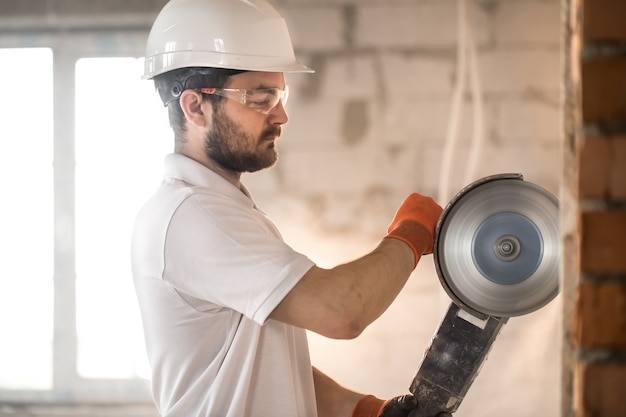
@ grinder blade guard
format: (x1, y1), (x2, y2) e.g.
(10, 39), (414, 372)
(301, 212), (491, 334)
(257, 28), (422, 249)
(408, 173), (560, 417)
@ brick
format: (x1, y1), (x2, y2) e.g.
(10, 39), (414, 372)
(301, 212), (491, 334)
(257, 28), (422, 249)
(357, 4), (457, 49)
(581, 209), (626, 274)
(573, 281), (626, 347)
(280, 98), (353, 152)
(381, 54), (454, 96)
(380, 98), (454, 144)
(496, 98), (562, 144)
(574, 363), (626, 417)
(580, 135), (626, 200)
(581, 57), (626, 124)
(480, 49), (561, 94)
(356, 2), (489, 49)
(495, 1), (561, 45)
(610, 137), (626, 199)
(579, 136), (612, 199)
(583, 0), (626, 42)
(318, 55), (379, 98)
(0, 0), (48, 16)
(281, 7), (344, 52)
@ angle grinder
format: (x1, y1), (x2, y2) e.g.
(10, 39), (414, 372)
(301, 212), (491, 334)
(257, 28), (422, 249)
(408, 173), (560, 417)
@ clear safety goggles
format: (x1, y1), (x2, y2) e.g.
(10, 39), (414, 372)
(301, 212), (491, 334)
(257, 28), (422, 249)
(197, 86), (289, 114)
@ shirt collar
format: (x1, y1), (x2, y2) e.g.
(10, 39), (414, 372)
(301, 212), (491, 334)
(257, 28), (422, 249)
(163, 153), (255, 208)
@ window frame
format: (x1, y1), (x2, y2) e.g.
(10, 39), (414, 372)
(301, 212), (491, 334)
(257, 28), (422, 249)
(0, 31), (154, 404)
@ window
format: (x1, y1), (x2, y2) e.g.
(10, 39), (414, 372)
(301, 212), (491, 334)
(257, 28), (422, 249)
(0, 45), (170, 403)
(75, 57), (169, 381)
(0, 47), (54, 392)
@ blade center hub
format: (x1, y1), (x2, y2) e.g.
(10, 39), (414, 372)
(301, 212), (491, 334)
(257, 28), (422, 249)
(494, 235), (521, 261)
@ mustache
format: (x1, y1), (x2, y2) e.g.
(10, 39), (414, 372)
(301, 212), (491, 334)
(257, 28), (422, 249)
(262, 126), (282, 139)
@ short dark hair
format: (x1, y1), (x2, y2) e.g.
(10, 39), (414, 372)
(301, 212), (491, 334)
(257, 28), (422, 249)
(153, 67), (245, 141)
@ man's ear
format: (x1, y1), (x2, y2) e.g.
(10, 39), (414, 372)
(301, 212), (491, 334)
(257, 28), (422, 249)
(180, 89), (209, 127)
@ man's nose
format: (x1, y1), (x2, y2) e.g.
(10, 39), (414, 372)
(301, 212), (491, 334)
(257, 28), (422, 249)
(268, 101), (288, 124)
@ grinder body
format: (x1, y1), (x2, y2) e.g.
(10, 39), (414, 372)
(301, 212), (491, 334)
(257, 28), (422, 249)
(407, 174), (559, 417)
(409, 305), (507, 416)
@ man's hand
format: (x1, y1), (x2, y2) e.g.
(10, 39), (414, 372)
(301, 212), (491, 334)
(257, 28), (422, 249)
(379, 394), (418, 417)
(351, 394), (418, 417)
(385, 193), (443, 267)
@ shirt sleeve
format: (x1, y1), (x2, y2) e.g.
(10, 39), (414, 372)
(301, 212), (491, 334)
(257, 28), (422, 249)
(161, 190), (315, 325)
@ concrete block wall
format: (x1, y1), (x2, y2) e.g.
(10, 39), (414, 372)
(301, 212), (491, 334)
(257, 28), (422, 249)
(564, 0), (626, 416)
(244, 1), (564, 416)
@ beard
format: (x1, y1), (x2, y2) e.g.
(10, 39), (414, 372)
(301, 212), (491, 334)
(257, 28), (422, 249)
(204, 105), (281, 173)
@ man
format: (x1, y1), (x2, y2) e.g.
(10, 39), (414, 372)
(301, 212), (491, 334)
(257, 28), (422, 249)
(132, 0), (443, 416)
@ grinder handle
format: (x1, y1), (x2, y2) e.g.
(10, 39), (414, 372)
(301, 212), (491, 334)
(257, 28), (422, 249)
(407, 303), (507, 416)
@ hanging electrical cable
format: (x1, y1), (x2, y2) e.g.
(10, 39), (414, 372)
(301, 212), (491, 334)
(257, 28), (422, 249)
(438, 0), (467, 205)
(464, 10), (485, 184)
(437, 0), (485, 204)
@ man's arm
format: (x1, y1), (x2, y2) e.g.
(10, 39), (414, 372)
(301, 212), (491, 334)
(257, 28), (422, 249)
(270, 238), (414, 339)
(312, 367), (419, 417)
(272, 193), (441, 416)
(313, 367), (364, 417)
(270, 192), (442, 339)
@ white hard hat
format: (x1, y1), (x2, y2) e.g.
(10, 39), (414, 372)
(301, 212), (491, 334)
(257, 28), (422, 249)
(143, 0), (314, 79)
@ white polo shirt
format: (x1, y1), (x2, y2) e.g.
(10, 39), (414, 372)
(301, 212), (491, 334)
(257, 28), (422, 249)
(131, 153), (317, 417)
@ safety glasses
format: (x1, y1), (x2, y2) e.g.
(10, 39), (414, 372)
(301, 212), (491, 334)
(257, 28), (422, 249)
(197, 86), (289, 114)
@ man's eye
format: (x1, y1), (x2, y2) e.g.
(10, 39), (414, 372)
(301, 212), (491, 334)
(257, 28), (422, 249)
(247, 93), (273, 107)
(249, 98), (271, 107)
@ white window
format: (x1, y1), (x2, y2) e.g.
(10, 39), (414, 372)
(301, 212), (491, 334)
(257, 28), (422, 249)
(0, 46), (170, 403)
(0, 47), (54, 392)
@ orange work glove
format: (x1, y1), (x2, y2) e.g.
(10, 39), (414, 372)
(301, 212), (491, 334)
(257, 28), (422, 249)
(384, 193), (443, 267)
(351, 394), (418, 417)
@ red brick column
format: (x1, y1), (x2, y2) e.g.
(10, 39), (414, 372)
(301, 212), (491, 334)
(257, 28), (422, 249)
(565, 0), (626, 416)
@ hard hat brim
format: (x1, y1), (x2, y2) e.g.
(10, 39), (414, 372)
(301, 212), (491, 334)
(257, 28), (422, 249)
(143, 50), (314, 80)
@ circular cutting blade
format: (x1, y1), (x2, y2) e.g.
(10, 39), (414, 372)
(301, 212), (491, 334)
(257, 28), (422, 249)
(434, 174), (560, 317)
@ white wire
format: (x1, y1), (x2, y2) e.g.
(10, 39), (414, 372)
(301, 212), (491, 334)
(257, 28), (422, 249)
(437, 0), (485, 204)
(438, 0), (467, 205)
(463, 6), (485, 184)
